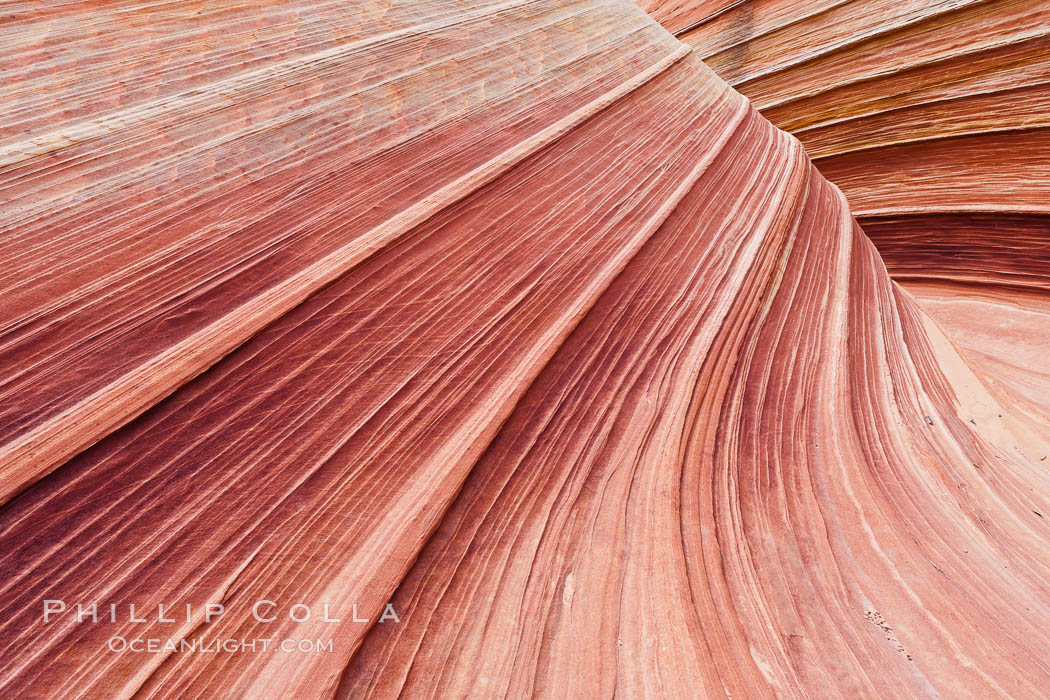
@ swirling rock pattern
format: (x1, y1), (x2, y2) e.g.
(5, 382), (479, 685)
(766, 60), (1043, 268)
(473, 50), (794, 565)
(640, 0), (1050, 273)
(638, 0), (1050, 568)
(1, 1), (1048, 698)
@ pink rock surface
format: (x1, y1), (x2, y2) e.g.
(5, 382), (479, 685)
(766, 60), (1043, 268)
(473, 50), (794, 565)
(0, 0), (684, 501)
(640, 0), (1050, 298)
(1, 1), (1048, 697)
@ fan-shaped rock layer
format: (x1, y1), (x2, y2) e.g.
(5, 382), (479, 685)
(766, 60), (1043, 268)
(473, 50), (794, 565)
(0, 1), (1048, 698)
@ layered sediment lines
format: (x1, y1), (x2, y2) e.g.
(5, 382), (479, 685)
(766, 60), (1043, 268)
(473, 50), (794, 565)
(0, 0), (686, 500)
(1, 1), (1049, 698)
(635, 0), (1050, 510)
(640, 0), (1050, 284)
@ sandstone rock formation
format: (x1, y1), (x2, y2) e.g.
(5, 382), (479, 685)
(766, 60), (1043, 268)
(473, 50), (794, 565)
(638, 0), (1050, 434)
(0, 1), (1047, 698)
(640, 0), (1050, 223)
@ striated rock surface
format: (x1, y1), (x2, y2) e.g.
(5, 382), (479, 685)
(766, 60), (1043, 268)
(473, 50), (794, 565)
(640, 0), (1050, 283)
(0, 0), (686, 501)
(637, 0), (1050, 524)
(1, 1), (1048, 698)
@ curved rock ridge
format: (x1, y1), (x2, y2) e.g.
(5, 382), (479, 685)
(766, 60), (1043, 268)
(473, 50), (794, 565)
(0, 2), (1048, 699)
(638, 0), (1050, 284)
(634, 0), (1050, 504)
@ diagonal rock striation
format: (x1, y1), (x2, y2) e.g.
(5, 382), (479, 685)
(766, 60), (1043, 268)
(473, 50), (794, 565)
(0, 0), (1048, 697)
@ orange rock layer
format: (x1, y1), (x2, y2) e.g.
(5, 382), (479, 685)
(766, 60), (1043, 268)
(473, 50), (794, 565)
(641, 0), (1050, 280)
(1, 1), (1048, 698)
